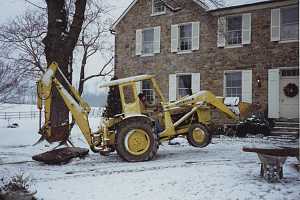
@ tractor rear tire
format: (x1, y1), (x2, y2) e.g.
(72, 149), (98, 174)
(187, 123), (211, 148)
(116, 120), (158, 162)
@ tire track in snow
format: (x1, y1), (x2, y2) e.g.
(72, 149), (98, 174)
(32, 159), (250, 182)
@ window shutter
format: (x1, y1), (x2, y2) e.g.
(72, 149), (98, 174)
(223, 73), (226, 97)
(192, 22), (200, 51)
(271, 8), (280, 42)
(136, 29), (142, 55)
(242, 70), (252, 103)
(136, 81), (141, 94)
(171, 25), (179, 53)
(217, 17), (226, 47)
(153, 26), (161, 54)
(169, 74), (177, 101)
(192, 73), (201, 94)
(242, 13), (251, 45)
(268, 69), (280, 118)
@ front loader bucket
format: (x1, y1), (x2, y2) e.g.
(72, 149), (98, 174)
(239, 102), (252, 119)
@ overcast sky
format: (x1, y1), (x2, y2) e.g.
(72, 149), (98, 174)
(0, 0), (132, 95)
(0, 0), (265, 95)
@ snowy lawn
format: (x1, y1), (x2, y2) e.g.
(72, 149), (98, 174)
(0, 106), (299, 200)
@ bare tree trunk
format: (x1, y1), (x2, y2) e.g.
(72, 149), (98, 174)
(78, 49), (88, 96)
(42, 0), (87, 142)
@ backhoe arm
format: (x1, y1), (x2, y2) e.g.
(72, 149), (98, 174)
(37, 62), (93, 146)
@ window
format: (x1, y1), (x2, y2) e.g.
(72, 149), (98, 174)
(224, 72), (242, 99)
(281, 69), (299, 77)
(136, 27), (160, 56)
(142, 80), (155, 104)
(142, 29), (154, 54)
(177, 74), (192, 99)
(152, 0), (166, 14)
(122, 85), (135, 104)
(179, 24), (192, 51)
(281, 6), (299, 41)
(226, 16), (242, 45)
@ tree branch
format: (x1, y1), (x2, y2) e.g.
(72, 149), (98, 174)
(81, 56), (113, 82)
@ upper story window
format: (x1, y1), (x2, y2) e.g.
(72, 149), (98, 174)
(152, 0), (166, 15)
(271, 6), (299, 42)
(136, 27), (160, 56)
(281, 6), (299, 41)
(226, 16), (242, 46)
(171, 22), (200, 53)
(142, 29), (154, 54)
(179, 23), (193, 51)
(217, 14), (251, 48)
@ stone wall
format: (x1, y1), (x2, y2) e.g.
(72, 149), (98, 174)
(114, 0), (299, 122)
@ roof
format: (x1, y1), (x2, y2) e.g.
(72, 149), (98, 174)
(209, 0), (273, 12)
(99, 74), (154, 88)
(207, 0), (271, 10)
(111, 0), (285, 30)
(111, 0), (207, 30)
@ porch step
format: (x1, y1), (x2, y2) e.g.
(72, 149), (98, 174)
(276, 118), (299, 123)
(272, 127), (299, 132)
(271, 131), (299, 136)
(271, 119), (299, 137)
(275, 121), (300, 128)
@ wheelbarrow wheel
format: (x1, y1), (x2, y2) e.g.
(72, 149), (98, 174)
(116, 120), (158, 162)
(187, 124), (211, 148)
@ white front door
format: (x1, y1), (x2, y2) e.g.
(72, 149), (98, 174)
(279, 69), (299, 119)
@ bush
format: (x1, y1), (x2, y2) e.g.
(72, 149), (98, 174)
(0, 174), (36, 200)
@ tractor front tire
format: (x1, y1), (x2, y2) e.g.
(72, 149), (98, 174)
(116, 120), (158, 162)
(187, 123), (211, 148)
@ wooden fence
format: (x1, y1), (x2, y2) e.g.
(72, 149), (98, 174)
(0, 108), (103, 120)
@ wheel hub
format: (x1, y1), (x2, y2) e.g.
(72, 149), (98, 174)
(192, 128), (206, 144)
(125, 129), (150, 156)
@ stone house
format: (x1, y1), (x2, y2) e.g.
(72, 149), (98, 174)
(111, 0), (299, 120)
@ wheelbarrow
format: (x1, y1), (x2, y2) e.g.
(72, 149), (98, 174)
(243, 146), (299, 182)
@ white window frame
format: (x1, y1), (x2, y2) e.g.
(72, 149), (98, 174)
(223, 70), (242, 99)
(224, 70), (252, 103)
(141, 80), (156, 105)
(152, 0), (166, 16)
(218, 13), (251, 48)
(225, 14), (243, 48)
(136, 26), (160, 57)
(178, 22), (193, 52)
(142, 27), (155, 56)
(280, 5), (299, 42)
(176, 73), (192, 99)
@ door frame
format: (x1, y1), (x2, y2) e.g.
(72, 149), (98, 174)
(279, 67), (299, 119)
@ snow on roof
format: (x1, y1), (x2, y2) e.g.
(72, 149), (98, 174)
(207, 0), (272, 10)
(112, 0), (274, 30)
(99, 74), (154, 88)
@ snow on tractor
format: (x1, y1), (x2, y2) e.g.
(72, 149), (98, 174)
(36, 62), (250, 162)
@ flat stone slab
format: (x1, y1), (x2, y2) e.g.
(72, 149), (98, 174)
(243, 146), (299, 157)
(32, 147), (89, 165)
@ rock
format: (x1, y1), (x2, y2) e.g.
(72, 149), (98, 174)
(32, 147), (89, 165)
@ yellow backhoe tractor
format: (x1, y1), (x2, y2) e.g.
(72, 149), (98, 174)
(37, 62), (250, 162)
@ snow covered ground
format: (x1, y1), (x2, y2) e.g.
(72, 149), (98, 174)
(0, 104), (299, 200)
